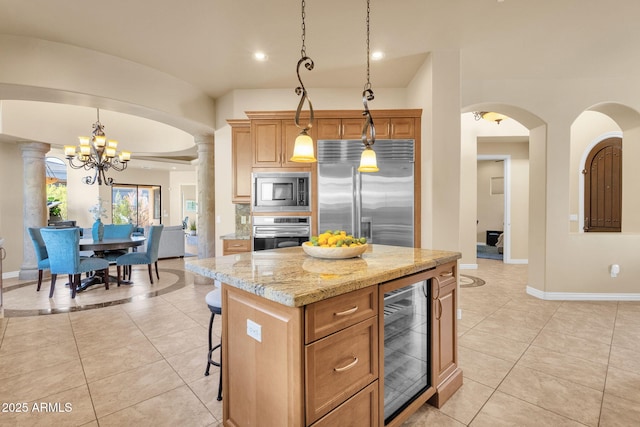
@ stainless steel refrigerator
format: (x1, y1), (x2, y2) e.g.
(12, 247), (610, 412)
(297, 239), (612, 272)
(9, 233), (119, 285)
(317, 139), (414, 247)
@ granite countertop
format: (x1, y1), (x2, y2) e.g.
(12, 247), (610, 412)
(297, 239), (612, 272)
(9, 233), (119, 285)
(220, 233), (251, 240)
(186, 245), (461, 307)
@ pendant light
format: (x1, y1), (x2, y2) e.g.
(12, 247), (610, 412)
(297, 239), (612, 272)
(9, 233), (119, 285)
(290, 0), (317, 163)
(358, 0), (379, 173)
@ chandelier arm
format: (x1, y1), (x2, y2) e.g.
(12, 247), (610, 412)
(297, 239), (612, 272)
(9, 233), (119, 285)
(361, 88), (376, 147)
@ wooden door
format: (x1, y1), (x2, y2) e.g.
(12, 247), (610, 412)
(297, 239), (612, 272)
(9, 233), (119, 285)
(584, 137), (622, 232)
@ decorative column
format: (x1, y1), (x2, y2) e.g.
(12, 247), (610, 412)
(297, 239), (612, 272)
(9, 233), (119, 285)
(195, 134), (216, 260)
(19, 142), (50, 280)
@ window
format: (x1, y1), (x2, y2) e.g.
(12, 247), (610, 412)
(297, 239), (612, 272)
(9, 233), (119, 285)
(583, 137), (622, 232)
(111, 184), (161, 227)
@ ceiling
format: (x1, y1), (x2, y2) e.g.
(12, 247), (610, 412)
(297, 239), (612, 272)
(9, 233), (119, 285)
(1, 0), (639, 165)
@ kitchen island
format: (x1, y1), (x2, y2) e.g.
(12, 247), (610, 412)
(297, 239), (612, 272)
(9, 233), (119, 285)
(186, 244), (462, 427)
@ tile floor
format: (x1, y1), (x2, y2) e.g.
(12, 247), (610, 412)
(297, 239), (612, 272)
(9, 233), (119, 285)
(0, 257), (638, 426)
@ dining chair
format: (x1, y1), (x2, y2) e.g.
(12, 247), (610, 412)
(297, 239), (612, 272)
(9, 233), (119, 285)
(40, 227), (111, 298)
(27, 227), (50, 292)
(116, 224), (164, 286)
(102, 223), (134, 262)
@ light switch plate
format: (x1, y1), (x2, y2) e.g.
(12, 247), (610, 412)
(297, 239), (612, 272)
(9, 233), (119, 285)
(247, 319), (262, 342)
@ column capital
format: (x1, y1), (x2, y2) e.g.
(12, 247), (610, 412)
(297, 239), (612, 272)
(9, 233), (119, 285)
(194, 134), (214, 148)
(19, 141), (51, 158)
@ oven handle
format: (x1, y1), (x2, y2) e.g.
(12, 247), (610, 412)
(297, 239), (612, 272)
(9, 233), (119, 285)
(253, 227), (310, 238)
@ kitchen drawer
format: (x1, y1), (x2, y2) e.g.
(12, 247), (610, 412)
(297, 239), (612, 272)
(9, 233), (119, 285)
(223, 239), (251, 255)
(305, 317), (378, 424)
(311, 381), (378, 427)
(432, 264), (456, 290)
(305, 286), (377, 343)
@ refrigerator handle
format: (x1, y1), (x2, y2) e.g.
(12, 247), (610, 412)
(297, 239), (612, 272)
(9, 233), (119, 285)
(352, 167), (358, 236)
(361, 216), (372, 241)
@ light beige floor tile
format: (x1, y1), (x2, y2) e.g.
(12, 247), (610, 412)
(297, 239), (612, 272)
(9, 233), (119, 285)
(458, 346), (514, 388)
(599, 392), (640, 426)
(552, 303), (617, 330)
(611, 322), (640, 352)
(604, 366), (640, 404)
(81, 339), (163, 383)
(88, 359), (185, 418)
(0, 343), (80, 381)
(609, 345), (640, 374)
(0, 360), (86, 403)
(543, 315), (613, 345)
(438, 378), (494, 425)
(531, 328), (611, 365)
(517, 345), (608, 391)
(458, 309), (488, 331)
(497, 365), (602, 426)
(148, 324), (208, 358)
(74, 324), (149, 358)
(401, 402), (466, 426)
(166, 344), (211, 383)
(485, 307), (553, 330)
(458, 329), (529, 362)
(0, 326), (76, 356)
(0, 384), (96, 426)
(188, 374), (223, 421)
(499, 298), (561, 317)
(473, 317), (540, 344)
(470, 391), (586, 427)
(131, 310), (202, 339)
(2, 313), (70, 337)
(97, 385), (215, 427)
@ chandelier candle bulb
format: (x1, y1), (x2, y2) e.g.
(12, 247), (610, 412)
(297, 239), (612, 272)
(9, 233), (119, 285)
(105, 147), (116, 158)
(80, 145), (91, 156)
(94, 135), (106, 148)
(64, 145), (76, 157)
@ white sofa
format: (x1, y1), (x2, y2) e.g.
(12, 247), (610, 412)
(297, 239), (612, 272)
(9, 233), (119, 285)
(157, 225), (186, 259)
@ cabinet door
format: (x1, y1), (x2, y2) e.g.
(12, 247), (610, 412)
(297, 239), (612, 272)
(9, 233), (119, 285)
(432, 274), (457, 386)
(231, 123), (252, 203)
(252, 120), (282, 167)
(316, 118), (342, 140)
(283, 120), (312, 168)
(311, 381), (378, 427)
(373, 118), (390, 139)
(390, 118), (415, 139)
(341, 118), (365, 140)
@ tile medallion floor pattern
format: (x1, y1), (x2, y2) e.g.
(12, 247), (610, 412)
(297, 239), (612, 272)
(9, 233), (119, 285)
(1, 257), (639, 426)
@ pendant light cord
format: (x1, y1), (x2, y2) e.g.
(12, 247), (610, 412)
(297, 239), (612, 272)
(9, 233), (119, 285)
(361, 0), (375, 147)
(295, 0), (314, 132)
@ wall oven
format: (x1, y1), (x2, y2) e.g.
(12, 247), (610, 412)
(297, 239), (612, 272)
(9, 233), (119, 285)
(252, 172), (311, 212)
(252, 216), (311, 251)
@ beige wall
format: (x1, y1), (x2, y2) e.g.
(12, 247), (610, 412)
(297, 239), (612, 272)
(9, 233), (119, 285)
(0, 142), (24, 272)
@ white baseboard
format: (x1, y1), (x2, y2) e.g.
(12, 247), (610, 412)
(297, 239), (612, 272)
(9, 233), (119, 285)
(459, 264), (478, 270)
(505, 258), (528, 265)
(527, 285), (640, 301)
(2, 270), (19, 280)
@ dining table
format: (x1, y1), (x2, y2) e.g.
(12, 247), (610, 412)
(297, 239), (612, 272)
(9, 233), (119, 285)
(77, 236), (146, 291)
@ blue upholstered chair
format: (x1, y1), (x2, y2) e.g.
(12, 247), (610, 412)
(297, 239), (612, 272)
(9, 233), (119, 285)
(40, 228), (111, 298)
(116, 224), (164, 286)
(102, 224), (134, 264)
(27, 227), (50, 292)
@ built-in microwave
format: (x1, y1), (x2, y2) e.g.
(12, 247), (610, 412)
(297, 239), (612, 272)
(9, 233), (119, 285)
(252, 172), (311, 212)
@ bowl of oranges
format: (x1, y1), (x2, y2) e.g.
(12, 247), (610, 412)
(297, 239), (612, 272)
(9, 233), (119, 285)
(302, 230), (368, 259)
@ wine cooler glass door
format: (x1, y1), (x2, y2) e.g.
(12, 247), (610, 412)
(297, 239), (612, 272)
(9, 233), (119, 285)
(383, 279), (430, 423)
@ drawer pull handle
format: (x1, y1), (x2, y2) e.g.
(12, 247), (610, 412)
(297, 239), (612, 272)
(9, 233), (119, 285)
(334, 357), (359, 372)
(334, 306), (358, 317)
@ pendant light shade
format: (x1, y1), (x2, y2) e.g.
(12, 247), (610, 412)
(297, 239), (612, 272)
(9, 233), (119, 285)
(358, 147), (379, 172)
(290, 130), (316, 162)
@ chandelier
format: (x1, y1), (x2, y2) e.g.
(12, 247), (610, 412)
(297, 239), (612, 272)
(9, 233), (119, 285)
(358, 0), (379, 173)
(473, 111), (508, 125)
(64, 109), (131, 186)
(290, 0), (317, 163)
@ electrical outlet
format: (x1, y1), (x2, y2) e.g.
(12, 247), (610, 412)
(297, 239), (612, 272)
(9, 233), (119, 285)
(457, 309), (462, 320)
(241, 216), (247, 224)
(247, 319), (262, 342)
(216, 215), (221, 223)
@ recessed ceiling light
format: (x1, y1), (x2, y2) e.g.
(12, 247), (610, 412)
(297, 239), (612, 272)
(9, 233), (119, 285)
(254, 52), (268, 61)
(371, 51), (384, 60)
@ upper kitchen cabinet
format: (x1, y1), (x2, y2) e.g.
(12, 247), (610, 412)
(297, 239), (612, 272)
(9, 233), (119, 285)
(251, 119), (312, 169)
(316, 117), (416, 140)
(229, 119), (252, 204)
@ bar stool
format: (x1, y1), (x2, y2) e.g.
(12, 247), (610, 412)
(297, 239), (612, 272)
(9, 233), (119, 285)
(204, 286), (223, 401)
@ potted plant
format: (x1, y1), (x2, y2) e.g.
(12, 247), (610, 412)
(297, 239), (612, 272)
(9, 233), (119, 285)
(48, 198), (62, 222)
(189, 220), (197, 236)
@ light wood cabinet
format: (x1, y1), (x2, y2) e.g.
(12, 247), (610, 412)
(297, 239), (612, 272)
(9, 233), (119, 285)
(228, 120), (252, 203)
(316, 117), (413, 140)
(428, 262), (463, 409)
(222, 239), (251, 256)
(311, 381), (379, 427)
(252, 119), (312, 169)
